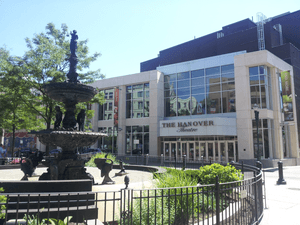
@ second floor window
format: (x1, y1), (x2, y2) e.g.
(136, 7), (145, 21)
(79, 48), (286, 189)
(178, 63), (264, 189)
(126, 83), (149, 118)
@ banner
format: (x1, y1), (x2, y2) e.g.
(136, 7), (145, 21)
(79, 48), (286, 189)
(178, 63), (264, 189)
(281, 71), (294, 121)
(114, 87), (119, 127)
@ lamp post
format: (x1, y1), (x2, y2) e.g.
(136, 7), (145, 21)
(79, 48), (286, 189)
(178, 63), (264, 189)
(253, 104), (260, 161)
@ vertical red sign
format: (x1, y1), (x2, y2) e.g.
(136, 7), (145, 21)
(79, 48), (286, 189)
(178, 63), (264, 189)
(114, 87), (119, 127)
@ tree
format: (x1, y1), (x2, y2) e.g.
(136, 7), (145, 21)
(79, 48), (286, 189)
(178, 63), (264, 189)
(1, 23), (105, 154)
(0, 48), (43, 155)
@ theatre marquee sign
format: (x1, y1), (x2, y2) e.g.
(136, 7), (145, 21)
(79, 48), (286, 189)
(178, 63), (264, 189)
(162, 120), (214, 133)
(160, 118), (237, 137)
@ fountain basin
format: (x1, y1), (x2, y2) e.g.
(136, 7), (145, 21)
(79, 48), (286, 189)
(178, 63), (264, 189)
(43, 83), (97, 103)
(32, 130), (106, 150)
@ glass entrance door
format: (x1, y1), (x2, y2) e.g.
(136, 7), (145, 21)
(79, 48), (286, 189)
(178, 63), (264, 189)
(200, 142), (207, 160)
(181, 142), (187, 160)
(164, 142), (170, 160)
(207, 142), (214, 161)
(219, 142), (227, 162)
(228, 141), (236, 162)
(188, 142), (195, 161)
(171, 142), (176, 160)
(215, 142), (219, 161)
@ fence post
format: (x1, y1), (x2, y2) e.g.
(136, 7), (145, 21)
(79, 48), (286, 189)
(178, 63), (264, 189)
(215, 176), (220, 225)
(241, 161), (244, 174)
(183, 155), (186, 170)
(277, 161), (286, 185)
(256, 161), (262, 170)
(254, 171), (258, 222)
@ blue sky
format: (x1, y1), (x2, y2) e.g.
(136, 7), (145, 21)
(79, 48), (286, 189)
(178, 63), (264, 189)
(1, 0), (299, 79)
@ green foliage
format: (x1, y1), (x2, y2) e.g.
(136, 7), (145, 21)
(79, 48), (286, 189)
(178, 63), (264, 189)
(0, 188), (6, 220)
(22, 213), (72, 225)
(155, 167), (198, 188)
(1, 23), (105, 137)
(46, 216), (72, 225)
(0, 48), (43, 132)
(23, 213), (47, 225)
(197, 163), (243, 185)
(125, 165), (243, 224)
(85, 153), (119, 167)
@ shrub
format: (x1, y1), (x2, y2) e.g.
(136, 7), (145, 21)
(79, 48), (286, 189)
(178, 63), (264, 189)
(197, 163), (243, 185)
(23, 213), (47, 225)
(0, 188), (7, 220)
(125, 165), (244, 224)
(85, 153), (119, 167)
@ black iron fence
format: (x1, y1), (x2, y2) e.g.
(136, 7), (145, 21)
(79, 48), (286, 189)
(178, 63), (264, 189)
(116, 154), (245, 170)
(0, 162), (264, 225)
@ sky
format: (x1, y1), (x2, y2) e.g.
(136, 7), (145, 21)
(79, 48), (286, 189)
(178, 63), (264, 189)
(0, 0), (299, 80)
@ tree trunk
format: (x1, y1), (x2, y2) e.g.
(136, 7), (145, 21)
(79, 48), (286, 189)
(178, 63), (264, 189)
(11, 124), (15, 157)
(45, 103), (53, 156)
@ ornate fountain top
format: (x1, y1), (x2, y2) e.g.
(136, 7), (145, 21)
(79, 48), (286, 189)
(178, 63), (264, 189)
(70, 30), (78, 56)
(67, 30), (79, 83)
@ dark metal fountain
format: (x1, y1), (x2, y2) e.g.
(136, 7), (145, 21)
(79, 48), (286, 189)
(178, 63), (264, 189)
(32, 30), (106, 181)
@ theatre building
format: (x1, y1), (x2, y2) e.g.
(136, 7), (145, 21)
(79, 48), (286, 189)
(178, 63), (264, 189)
(91, 10), (300, 166)
(91, 50), (299, 166)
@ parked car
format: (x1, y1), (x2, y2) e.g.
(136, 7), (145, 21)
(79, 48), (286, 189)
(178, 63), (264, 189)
(14, 148), (33, 157)
(49, 149), (62, 156)
(83, 148), (102, 155)
(132, 149), (142, 155)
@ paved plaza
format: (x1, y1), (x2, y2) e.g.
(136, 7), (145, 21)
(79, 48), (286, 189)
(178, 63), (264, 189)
(1, 165), (300, 224)
(260, 166), (300, 225)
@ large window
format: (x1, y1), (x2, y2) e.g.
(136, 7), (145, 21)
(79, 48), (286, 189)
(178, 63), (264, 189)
(252, 119), (271, 159)
(249, 66), (272, 109)
(98, 89), (114, 121)
(164, 64), (235, 117)
(125, 125), (149, 154)
(126, 83), (149, 118)
(98, 127), (118, 153)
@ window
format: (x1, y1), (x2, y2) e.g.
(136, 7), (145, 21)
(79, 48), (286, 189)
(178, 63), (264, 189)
(126, 83), (149, 118)
(164, 64), (235, 117)
(252, 119), (271, 159)
(249, 66), (272, 109)
(98, 127), (118, 153)
(125, 125), (149, 154)
(99, 89), (114, 121)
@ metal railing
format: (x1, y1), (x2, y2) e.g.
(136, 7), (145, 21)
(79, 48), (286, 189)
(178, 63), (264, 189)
(116, 154), (240, 170)
(0, 162), (264, 225)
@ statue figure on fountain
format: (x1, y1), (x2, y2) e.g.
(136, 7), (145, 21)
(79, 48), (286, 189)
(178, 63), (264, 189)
(70, 30), (78, 55)
(54, 106), (63, 130)
(21, 151), (44, 180)
(67, 30), (79, 83)
(63, 108), (77, 130)
(77, 109), (85, 131)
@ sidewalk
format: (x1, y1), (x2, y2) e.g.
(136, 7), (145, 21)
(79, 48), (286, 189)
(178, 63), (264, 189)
(260, 165), (300, 225)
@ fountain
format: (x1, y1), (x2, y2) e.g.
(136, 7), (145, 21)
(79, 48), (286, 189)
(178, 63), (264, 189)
(32, 30), (106, 181)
